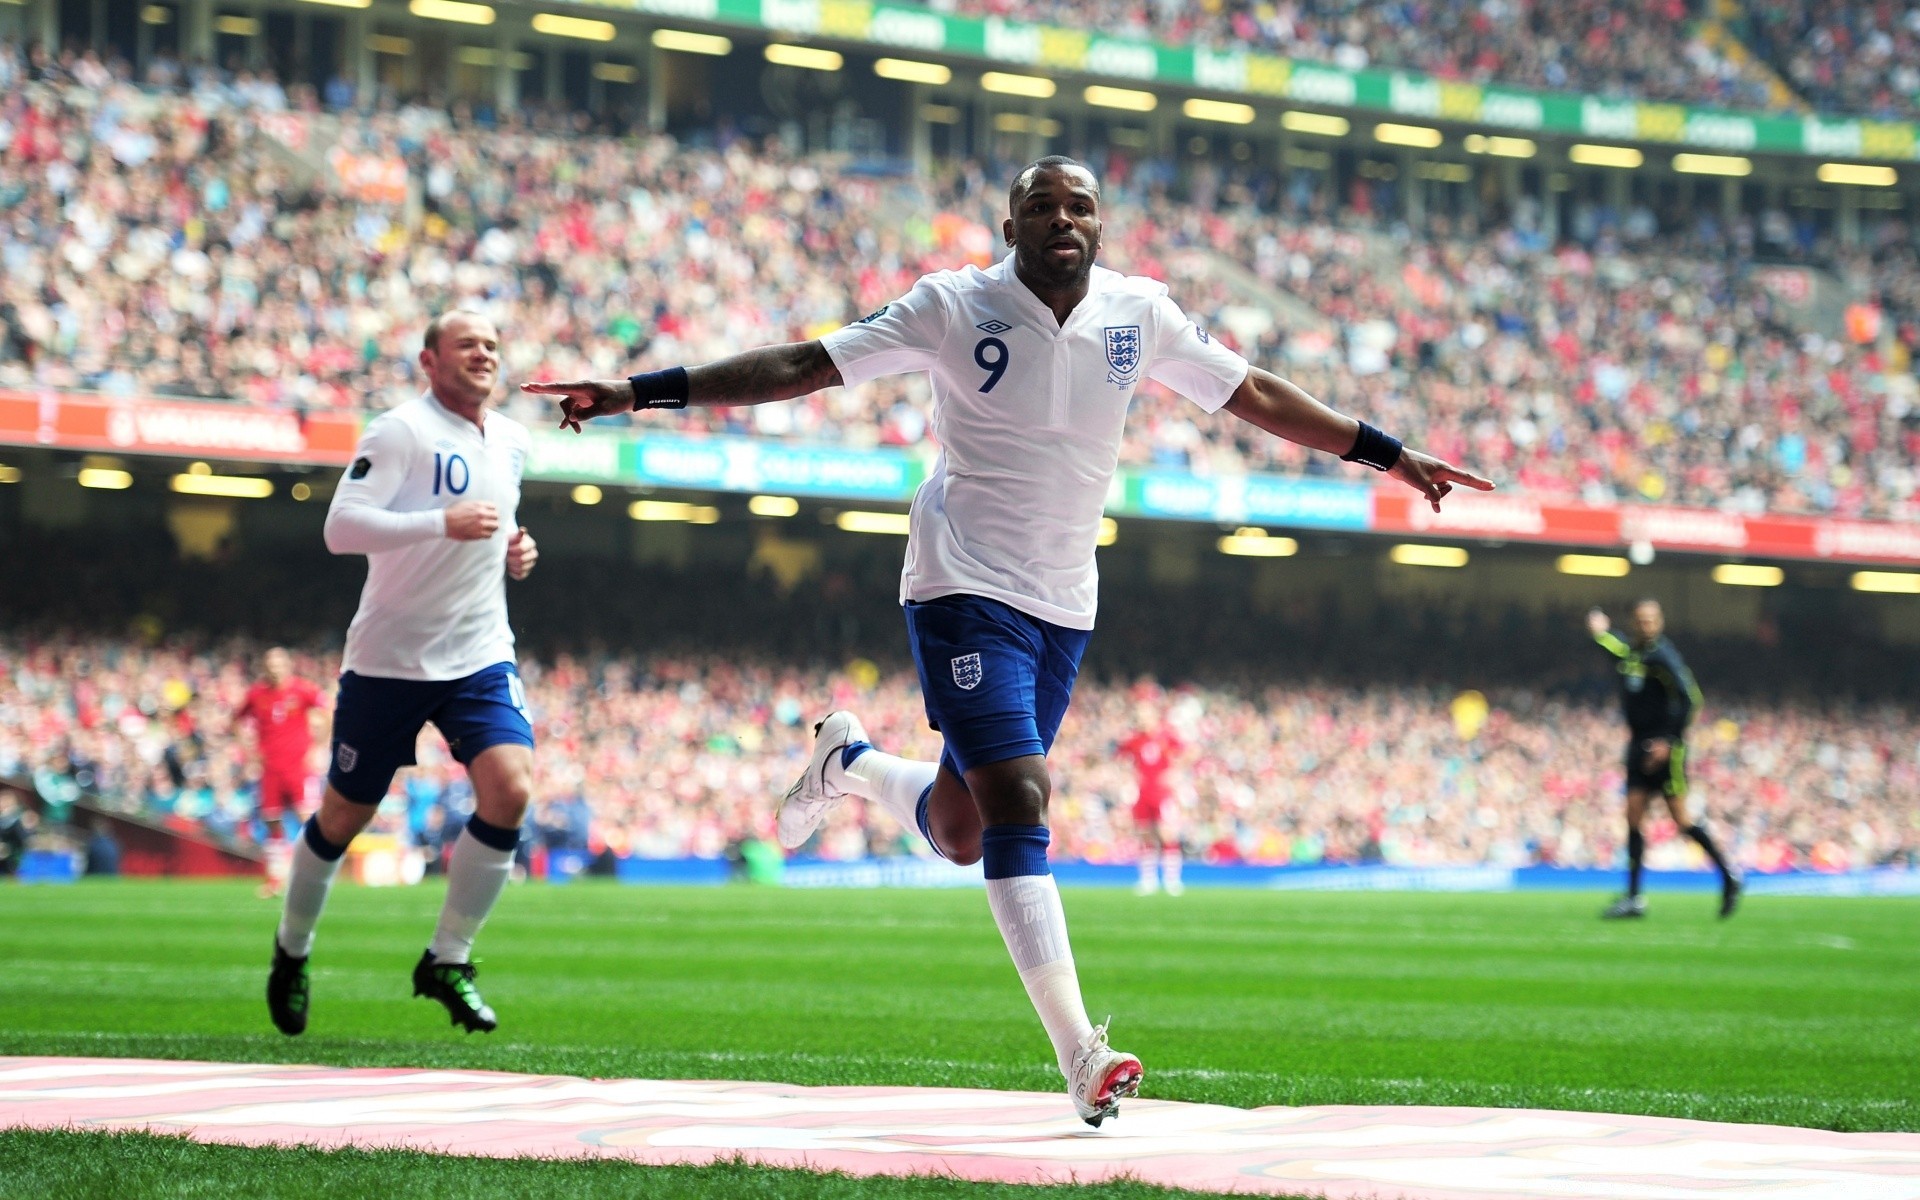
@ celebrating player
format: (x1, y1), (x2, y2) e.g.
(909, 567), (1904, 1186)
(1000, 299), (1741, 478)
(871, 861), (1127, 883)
(267, 310), (539, 1037)
(236, 646), (326, 898)
(1120, 700), (1187, 896)
(1589, 601), (1741, 920)
(526, 158), (1493, 1125)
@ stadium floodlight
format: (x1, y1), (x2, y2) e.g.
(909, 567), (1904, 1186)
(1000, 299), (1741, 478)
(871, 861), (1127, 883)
(1374, 122), (1442, 148)
(651, 29), (730, 55)
(532, 13), (614, 40)
(994, 112), (1062, 136)
(1673, 153), (1751, 177)
(571, 484), (604, 505)
(1555, 554), (1631, 578)
(300, 0), (370, 9)
(875, 58), (951, 85)
(408, 0), (493, 24)
(1097, 517), (1118, 547)
(629, 499), (719, 524)
(1818, 163), (1898, 187)
(171, 473), (273, 499)
(835, 510), (912, 535)
(980, 71), (1055, 98)
(1389, 543), (1468, 567)
(214, 14), (259, 34)
(1464, 134), (1535, 158)
(1084, 86), (1157, 112)
(140, 5), (171, 22)
(592, 62), (639, 83)
(1183, 98), (1255, 125)
(367, 34), (413, 55)
(77, 468), (133, 490)
(1568, 143), (1642, 168)
(0, 466), (20, 484)
(1218, 531), (1298, 557)
(1281, 110), (1348, 137)
(1711, 563), (1783, 587)
(749, 495), (800, 517)
(1850, 570), (1920, 594)
(764, 43), (842, 71)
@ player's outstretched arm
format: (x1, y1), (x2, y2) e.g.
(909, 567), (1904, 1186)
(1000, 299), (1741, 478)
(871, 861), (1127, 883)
(1222, 367), (1493, 512)
(524, 341), (844, 432)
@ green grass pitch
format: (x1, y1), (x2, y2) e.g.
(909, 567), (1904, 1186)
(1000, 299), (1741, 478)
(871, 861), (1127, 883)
(2, 880), (1916, 1198)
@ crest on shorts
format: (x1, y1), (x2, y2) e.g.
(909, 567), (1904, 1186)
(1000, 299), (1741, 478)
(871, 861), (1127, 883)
(951, 653), (983, 691)
(334, 742), (359, 773)
(1104, 325), (1142, 384)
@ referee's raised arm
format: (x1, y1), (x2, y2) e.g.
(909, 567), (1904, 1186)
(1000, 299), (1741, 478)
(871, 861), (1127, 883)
(523, 340), (844, 432)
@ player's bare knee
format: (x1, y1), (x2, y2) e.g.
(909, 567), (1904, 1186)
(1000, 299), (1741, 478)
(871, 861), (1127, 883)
(316, 788), (376, 846)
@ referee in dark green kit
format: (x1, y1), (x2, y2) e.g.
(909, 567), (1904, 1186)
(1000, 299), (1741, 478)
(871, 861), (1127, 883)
(1588, 599), (1741, 920)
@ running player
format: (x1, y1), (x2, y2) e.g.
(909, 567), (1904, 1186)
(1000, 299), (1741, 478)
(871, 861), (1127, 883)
(526, 157), (1492, 1124)
(1120, 701), (1186, 896)
(267, 310), (539, 1037)
(236, 646), (326, 897)
(1589, 601), (1741, 919)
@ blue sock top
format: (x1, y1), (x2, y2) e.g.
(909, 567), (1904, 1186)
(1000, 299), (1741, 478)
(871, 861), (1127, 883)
(840, 742), (873, 771)
(980, 824), (1051, 880)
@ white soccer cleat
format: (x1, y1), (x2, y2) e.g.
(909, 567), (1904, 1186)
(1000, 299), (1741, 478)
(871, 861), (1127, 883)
(1068, 1021), (1143, 1128)
(777, 711), (868, 849)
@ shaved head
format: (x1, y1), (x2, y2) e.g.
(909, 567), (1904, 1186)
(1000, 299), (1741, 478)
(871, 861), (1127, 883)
(1009, 156), (1099, 216)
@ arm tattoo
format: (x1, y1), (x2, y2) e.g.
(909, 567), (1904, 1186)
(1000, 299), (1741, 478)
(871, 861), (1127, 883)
(689, 341), (843, 406)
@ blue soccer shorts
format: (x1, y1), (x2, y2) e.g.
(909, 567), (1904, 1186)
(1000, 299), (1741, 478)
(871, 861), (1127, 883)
(327, 662), (534, 805)
(903, 594), (1092, 778)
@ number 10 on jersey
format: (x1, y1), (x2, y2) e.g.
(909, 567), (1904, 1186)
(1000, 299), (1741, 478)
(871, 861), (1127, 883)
(433, 452), (470, 496)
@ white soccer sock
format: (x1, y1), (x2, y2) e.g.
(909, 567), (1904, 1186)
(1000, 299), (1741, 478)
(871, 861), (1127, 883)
(1161, 849), (1183, 890)
(836, 747), (939, 833)
(276, 833), (345, 958)
(428, 827), (517, 965)
(1137, 857), (1158, 891)
(986, 872), (1095, 1077)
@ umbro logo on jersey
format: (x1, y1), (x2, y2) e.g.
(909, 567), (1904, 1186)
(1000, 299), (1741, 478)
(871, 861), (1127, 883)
(951, 653), (983, 691)
(976, 320), (1013, 335)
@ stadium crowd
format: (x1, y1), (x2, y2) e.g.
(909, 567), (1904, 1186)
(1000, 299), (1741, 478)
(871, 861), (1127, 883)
(929, 0), (1781, 110)
(2, 635), (1914, 875)
(4, 49), (1919, 520)
(1745, 0), (1920, 118)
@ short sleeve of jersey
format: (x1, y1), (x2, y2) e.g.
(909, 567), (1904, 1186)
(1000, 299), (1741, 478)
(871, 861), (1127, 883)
(1144, 293), (1250, 414)
(820, 278), (950, 389)
(332, 414), (420, 512)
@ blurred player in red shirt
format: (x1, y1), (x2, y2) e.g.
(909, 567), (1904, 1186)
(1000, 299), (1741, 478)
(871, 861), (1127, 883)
(1119, 698), (1187, 895)
(237, 647), (327, 896)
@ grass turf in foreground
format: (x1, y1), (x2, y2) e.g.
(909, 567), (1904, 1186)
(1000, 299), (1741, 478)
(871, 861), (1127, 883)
(0, 1129), (1243, 1200)
(1, 881), (1915, 1140)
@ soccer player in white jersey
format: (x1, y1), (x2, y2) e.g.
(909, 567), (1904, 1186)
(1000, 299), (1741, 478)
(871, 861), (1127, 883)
(526, 158), (1492, 1124)
(267, 310), (540, 1037)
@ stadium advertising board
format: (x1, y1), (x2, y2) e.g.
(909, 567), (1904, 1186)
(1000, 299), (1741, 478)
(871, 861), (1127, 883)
(613, 0), (1920, 160)
(0, 391), (360, 465)
(7, 394), (1918, 566)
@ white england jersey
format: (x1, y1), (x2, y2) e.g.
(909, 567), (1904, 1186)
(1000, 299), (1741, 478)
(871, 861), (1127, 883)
(821, 254), (1250, 629)
(326, 391), (531, 681)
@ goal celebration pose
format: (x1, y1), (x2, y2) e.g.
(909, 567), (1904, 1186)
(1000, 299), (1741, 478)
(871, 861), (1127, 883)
(267, 311), (540, 1037)
(528, 158), (1492, 1124)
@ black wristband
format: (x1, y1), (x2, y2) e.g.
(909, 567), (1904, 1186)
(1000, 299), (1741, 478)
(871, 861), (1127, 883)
(1340, 421), (1403, 472)
(628, 367), (689, 410)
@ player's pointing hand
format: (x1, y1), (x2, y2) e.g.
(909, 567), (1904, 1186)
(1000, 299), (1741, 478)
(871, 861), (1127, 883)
(1388, 449), (1496, 513)
(521, 379), (635, 432)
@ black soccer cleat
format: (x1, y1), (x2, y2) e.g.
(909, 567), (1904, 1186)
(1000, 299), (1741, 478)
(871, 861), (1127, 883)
(1600, 895), (1647, 920)
(412, 950), (498, 1033)
(267, 939), (311, 1036)
(1720, 874), (1743, 920)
